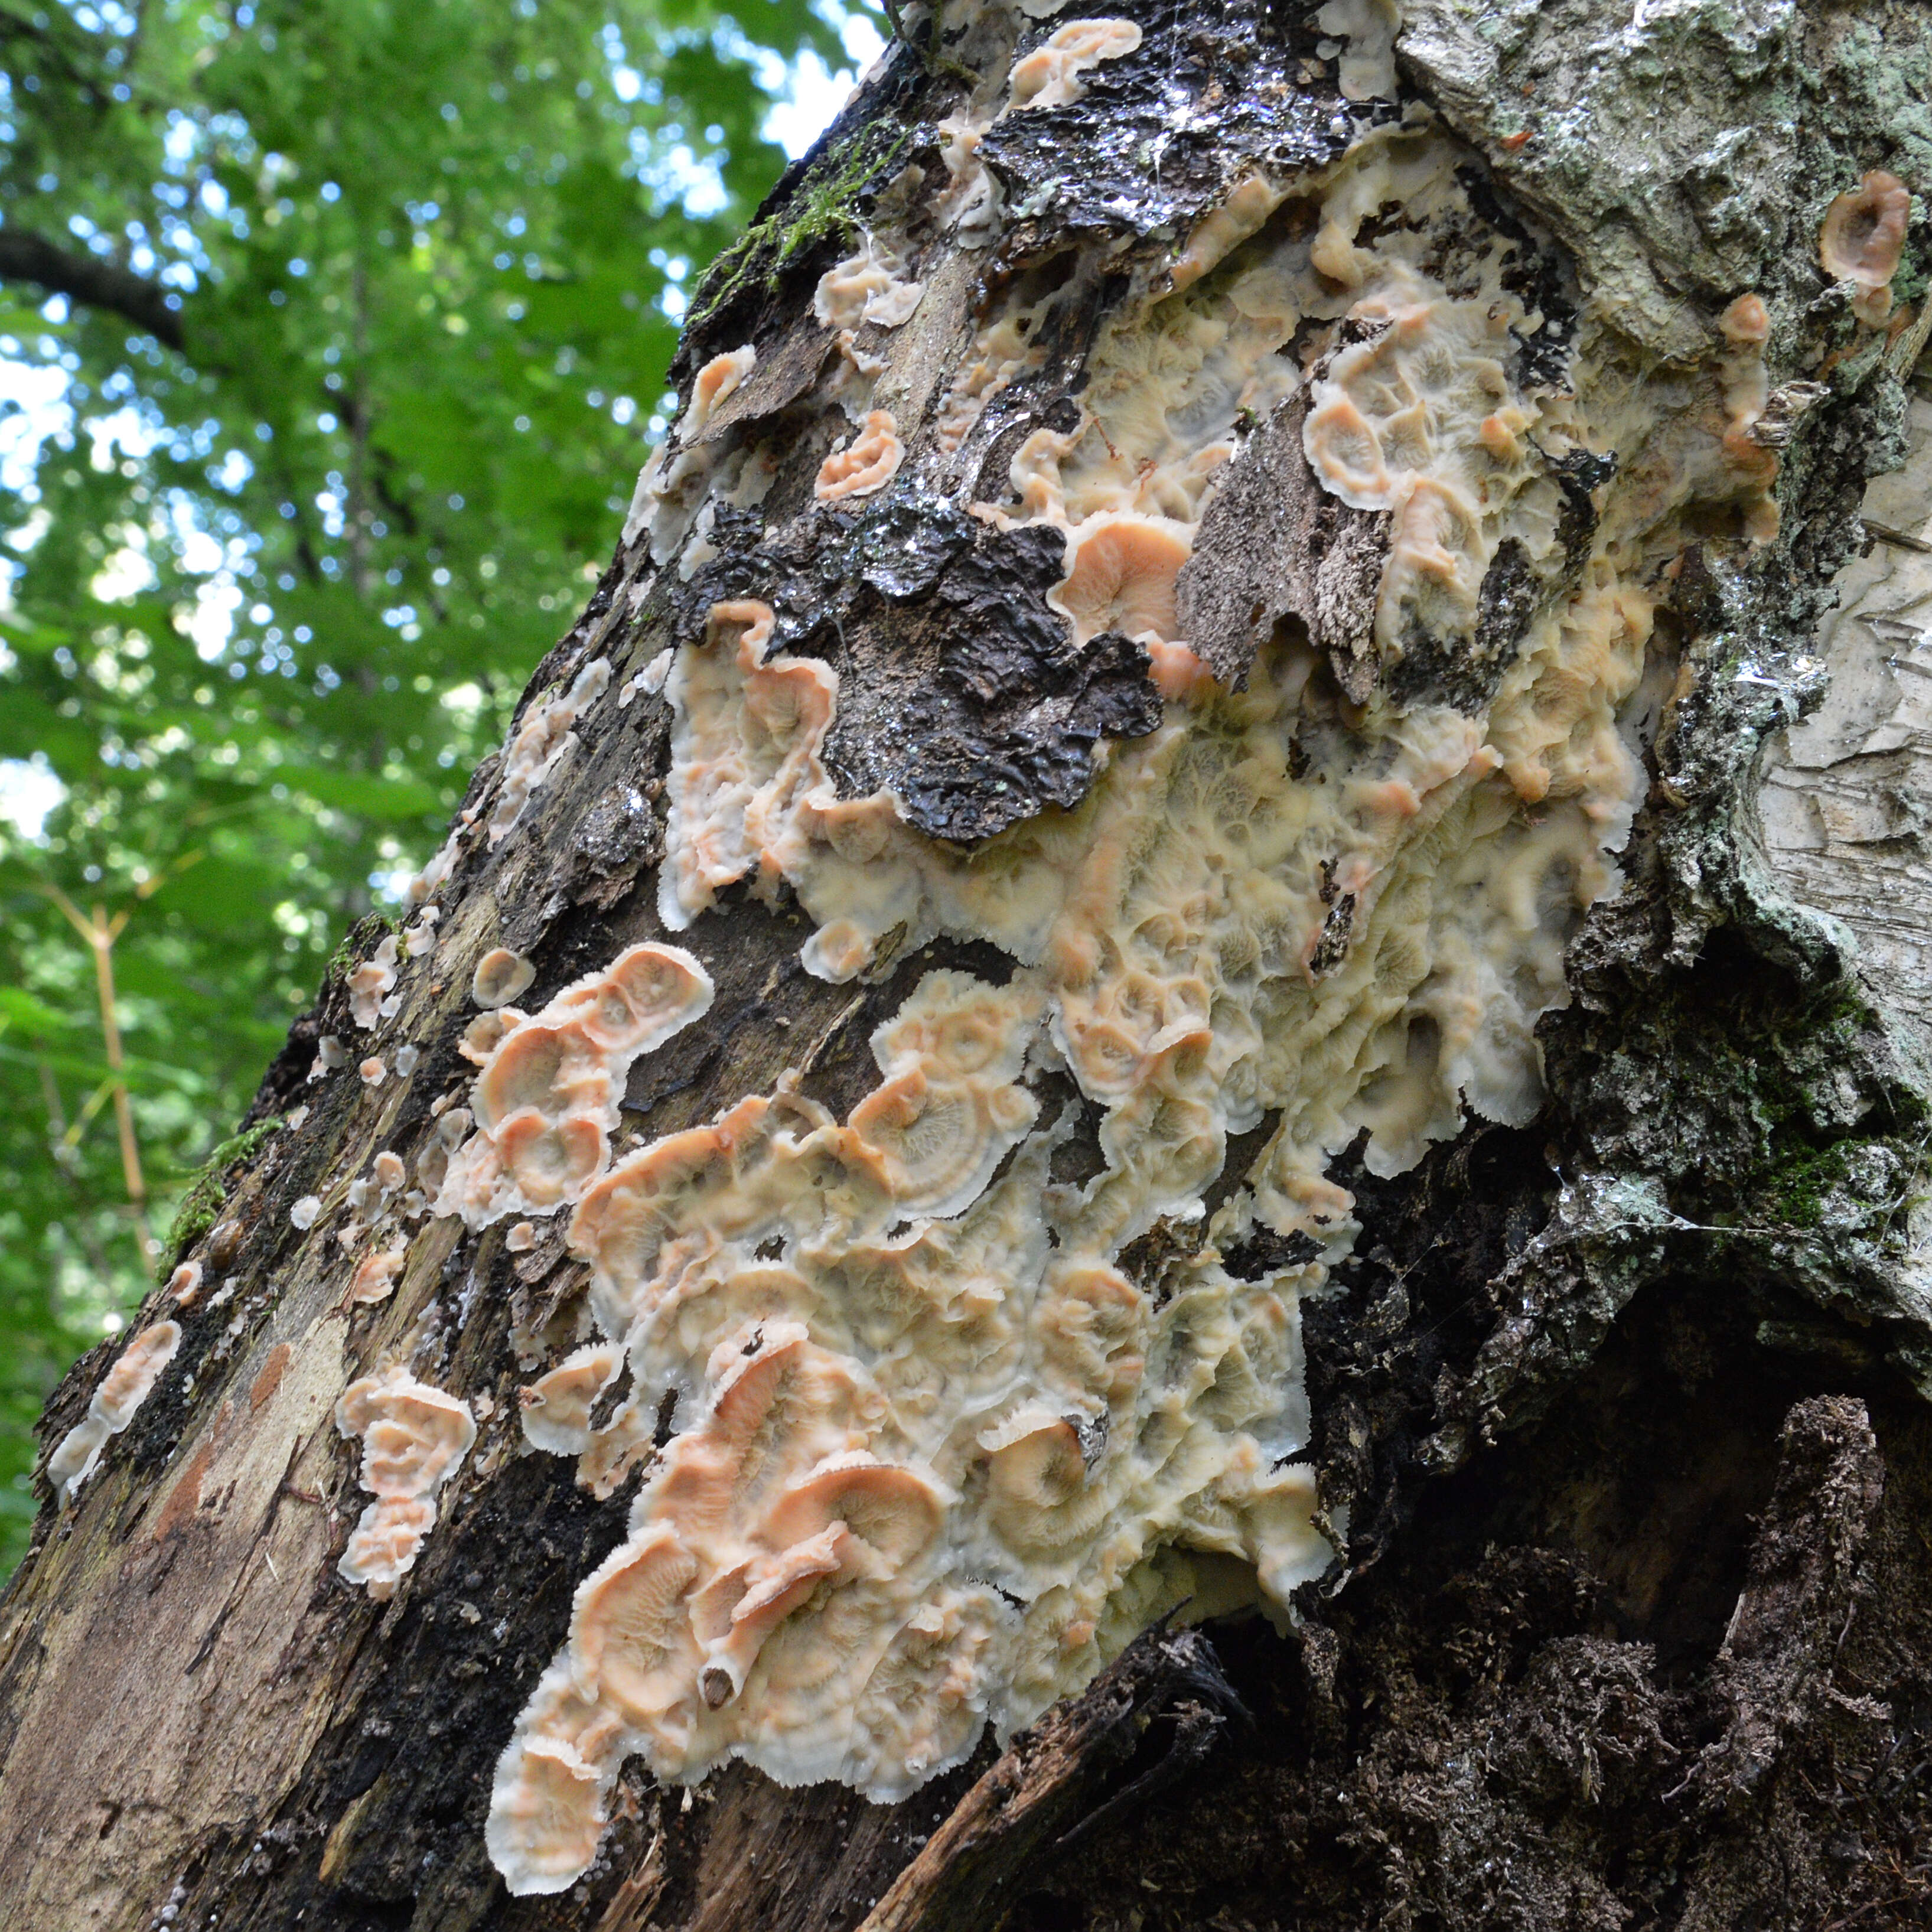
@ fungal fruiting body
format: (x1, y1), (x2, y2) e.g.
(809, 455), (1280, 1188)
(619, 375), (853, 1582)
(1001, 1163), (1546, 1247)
(488, 965), (1327, 1892)
(1006, 18), (1142, 109)
(348, 935), (399, 1029)
(1314, 0), (1401, 102)
(656, 601), (843, 931)
(347, 1249), (405, 1306)
(816, 412), (906, 501)
(472, 947), (536, 1009)
(479, 73), (1803, 1895)
(1820, 171), (1911, 327)
(813, 240), (924, 333)
(435, 942), (715, 1226)
(487, 659), (612, 845)
(624, 346), (762, 566)
(46, 1322), (181, 1503)
(334, 1366), (476, 1598)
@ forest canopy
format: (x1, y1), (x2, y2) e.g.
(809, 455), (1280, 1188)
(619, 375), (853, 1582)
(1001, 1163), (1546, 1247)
(0, 0), (869, 1573)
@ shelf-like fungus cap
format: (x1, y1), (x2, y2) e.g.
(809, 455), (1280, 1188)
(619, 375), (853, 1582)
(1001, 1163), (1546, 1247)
(1820, 171), (1911, 325)
(473, 948), (537, 1010)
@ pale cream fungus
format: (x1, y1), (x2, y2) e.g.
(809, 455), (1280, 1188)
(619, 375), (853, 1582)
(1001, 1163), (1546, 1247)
(478, 107), (1787, 1893)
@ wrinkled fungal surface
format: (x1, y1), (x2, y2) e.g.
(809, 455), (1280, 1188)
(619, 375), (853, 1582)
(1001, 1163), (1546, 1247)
(334, 1366), (477, 1599)
(443, 0), (1927, 1887)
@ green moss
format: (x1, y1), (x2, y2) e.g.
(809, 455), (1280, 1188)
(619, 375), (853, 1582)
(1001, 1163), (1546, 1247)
(688, 119), (915, 334)
(1758, 1141), (1854, 1230)
(1749, 1125), (1924, 1242)
(159, 1116), (285, 1278)
(325, 910), (403, 988)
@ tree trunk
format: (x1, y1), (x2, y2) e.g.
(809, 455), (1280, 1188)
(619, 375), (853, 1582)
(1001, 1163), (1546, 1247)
(7, 3), (1932, 1927)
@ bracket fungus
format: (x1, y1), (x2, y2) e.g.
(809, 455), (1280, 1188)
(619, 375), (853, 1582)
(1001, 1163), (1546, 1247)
(346, 1249), (406, 1307)
(1819, 170), (1911, 327)
(685, 344), (757, 436)
(46, 1321), (181, 1503)
(814, 410), (906, 502)
(1053, 514), (1193, 646)
(471, 947), (536, 1010)
(436, 941), (715, 1226)
(347, 935), (399, 1030)
(486, 963), (1328, 1891)
(334, 1366), (476, 1598)
(813, 241), (924, 333)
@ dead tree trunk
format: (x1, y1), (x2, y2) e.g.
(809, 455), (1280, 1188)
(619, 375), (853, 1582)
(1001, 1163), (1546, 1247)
(7, 2), (1932, 1927)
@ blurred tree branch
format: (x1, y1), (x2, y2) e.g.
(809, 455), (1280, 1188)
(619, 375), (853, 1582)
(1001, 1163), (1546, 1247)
(0, 228), (183, 348)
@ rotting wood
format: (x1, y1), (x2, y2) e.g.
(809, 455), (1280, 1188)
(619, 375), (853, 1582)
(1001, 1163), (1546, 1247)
(859, 1627), (1250, 1932)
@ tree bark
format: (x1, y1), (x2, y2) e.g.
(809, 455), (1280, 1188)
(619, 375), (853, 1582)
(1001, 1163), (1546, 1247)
(8, 3), (1932, 1929)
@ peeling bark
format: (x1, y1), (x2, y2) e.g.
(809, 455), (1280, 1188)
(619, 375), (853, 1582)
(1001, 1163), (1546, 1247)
(8, 2), (1932, 1929)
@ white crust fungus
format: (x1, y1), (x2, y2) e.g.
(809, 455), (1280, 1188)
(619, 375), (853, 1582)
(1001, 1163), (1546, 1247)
(477, 98), (1795, 1894)
(657, 600), (843, 932)
(1314, 0), (1402, 102)
(623, 347), (758, 562)
(937, 315), (1043, 450)
(1008, 19), (1142, 111)
(436, 942), (715, 1227)
(488, 659), (612, 846)
(935, 115), (1004, 247)
(1820, 171), (1911, 328)
(815, 411), (906, 501)
(473, 948), (537, 1010)
(813, 239), (924, 333)
(46, 1321), (181, 1503)
(1170, 174), (1287, 294)
(334, 1365), (476, 1598)
(167, 1261), (203, 1307)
